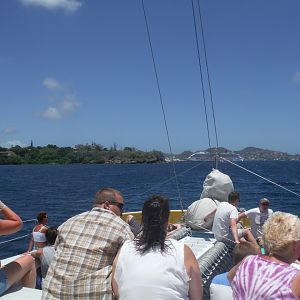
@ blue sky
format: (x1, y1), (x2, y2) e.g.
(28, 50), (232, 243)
(1, 0), (300, 154)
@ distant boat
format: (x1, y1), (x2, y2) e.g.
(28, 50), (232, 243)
(187, 151), (244, 162)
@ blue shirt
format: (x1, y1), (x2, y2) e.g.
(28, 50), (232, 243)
(211, 272), (230, 286)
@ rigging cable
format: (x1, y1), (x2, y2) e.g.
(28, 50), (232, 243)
(193, 1), (299, 200)
(191, 0), (222, 169)
(140, 0), (184, 212)
(221, 157), (300, 198)
(190, 0), (213, 162)
(0, 219), (37, 248)
(196, 0), (220, 167)
(125, 160), (209, 208)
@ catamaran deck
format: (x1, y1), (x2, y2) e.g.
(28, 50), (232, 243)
(0, 226), (232, 299)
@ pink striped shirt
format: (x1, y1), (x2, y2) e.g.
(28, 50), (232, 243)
(232, 255), (299, 300)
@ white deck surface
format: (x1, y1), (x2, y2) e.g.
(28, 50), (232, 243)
(2, 286), (42, 299)
(180, 235), (216, 260)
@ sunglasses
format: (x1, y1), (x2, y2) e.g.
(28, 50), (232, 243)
(109, 201), (124, 212)
(261, 203), (269, 206)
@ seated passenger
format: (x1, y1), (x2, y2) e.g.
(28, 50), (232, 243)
(27, 211), (48, 251)
(42, 187), (133, 299)
(211, 240), (259, 286)
(228, 212), (300, 299)
(0, 199), (36, 295)
(112, 195), (203, 300)
(31, 226), (57, 278)
(238, 197), (273, 246)
(212, 192), (256, 245)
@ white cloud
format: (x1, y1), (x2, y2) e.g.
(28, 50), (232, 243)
(292, 71), (300, 83)
(43, 77), (63, 90)
(40, 78), (79, 120)
(1, 140), (27, 148)
(2, 127), (16, 134)
(41, 96), (79, 120)
(61, 96), (79, 112)
(42, 107), (62, 119)
(20, 0), (83, 13)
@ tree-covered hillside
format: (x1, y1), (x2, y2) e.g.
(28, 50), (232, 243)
(0, 144), (165, 165)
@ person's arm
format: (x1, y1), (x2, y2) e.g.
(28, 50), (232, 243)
(184, 245), (203, 300)
(29, 249), (43, 259)
(227, 262), (241, 283)
(230, 218), (239, 244)
(291, 273), (300, 298)
(0, 200), (23, 235)
(27, 237), (34, 252)
(28, 249), (43, 269)
(237, 212), (246, 221)
(121, 222), (135, 241)
(111, 250), (121, 300)
(126, 215), (142, 236)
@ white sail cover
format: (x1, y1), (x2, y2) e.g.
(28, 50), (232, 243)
(185, 169), (234, 230)
(185, 198), (219, 230)
(200, 169), (234, 202)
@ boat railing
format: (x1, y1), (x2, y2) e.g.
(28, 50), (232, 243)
(0, 219), (37, 255)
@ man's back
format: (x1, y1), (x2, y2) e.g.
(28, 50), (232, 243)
(212, 202), (238, 242)
(42, 208), (133, 300)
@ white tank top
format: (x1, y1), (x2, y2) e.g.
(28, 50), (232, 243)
(32, 225), (47, 243)
(114, 239), (190, 300)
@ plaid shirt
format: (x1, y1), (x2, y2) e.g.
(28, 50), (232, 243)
(42, 208), (134, 300)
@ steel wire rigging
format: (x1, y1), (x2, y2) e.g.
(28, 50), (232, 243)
(137, 0), (300, 206)
(140, 0), (184, 212)
(190, 0), (220, 168)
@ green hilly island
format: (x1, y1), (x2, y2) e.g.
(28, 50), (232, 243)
(0, 144), (299, 165)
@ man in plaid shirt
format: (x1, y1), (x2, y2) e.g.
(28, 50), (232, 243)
(42, 188), (134, 300)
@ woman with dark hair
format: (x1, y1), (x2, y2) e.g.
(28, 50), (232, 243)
(27, 211), (48, 252)
(112, 195), (203, 300)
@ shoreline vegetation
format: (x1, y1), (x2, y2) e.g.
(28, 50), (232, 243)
(0, 144), (164, 165)
(0, 144), (299, 165)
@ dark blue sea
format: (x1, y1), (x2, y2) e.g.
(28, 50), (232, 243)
(0, 161), (300, 259)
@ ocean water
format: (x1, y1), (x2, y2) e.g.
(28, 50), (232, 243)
(0, 161), (300, 258)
